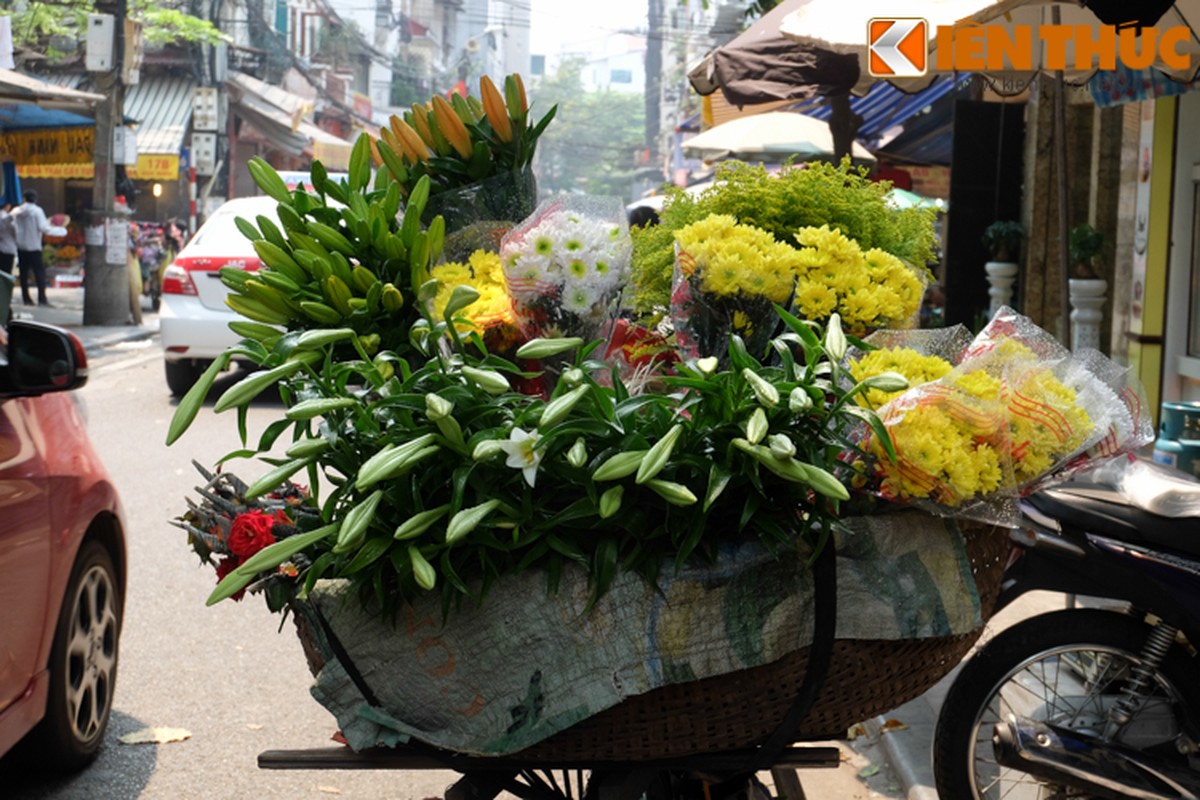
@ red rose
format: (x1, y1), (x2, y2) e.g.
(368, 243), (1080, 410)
(214, 556), (245, 602)
(228, 510), (278, 559)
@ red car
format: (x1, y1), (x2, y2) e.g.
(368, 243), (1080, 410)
(0, 317), (127, 770)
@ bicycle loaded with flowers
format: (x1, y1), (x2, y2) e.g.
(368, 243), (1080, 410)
(168, 75), (1152, 759)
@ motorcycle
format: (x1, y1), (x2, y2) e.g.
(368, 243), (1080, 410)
(932, 457), (1200, 799)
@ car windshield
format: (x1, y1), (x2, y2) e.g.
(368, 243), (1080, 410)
(187, 199), (279, 257)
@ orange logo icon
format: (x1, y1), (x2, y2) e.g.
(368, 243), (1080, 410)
(868, 18), (928, 77)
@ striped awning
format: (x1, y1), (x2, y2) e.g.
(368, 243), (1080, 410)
(227, 71), (353, 170)
(797, 76), (961, 147)
(125, 76), (195, 155)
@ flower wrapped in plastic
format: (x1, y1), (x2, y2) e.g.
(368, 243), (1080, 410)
(792, 224), (926, 334)
(500, 196), (632, 344)
(429, 248), (523, 357)
(670, 214), (796, 367)
(848, 307), (1153, 524)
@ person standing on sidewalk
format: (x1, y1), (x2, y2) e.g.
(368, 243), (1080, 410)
(0, 203), (16, 277)
(13, 190), (66, 307)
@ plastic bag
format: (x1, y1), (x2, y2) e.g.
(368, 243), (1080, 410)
(1093, 457), (1200, 518)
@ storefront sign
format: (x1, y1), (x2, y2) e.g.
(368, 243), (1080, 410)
(16, 152), (180, 181)
(0, 127), (94, 165)
(127, 154), (180, 180)
(16, 162), (95, 179)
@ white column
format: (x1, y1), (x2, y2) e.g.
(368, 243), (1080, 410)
(1068, 278), (1108, 351)
(984, 261), (1019, 318)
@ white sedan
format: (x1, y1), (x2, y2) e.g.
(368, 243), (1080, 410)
(159, 196), (280, 396)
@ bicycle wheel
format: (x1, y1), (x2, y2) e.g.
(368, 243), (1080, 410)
(933, 608), (1199, 799)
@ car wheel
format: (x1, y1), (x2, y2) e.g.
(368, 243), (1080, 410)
(164, 359), (206, 397)
(25, 541), (121, 771)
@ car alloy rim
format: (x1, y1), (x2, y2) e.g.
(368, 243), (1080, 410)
(65, 563), (118, 745)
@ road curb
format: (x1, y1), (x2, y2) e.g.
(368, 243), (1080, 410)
(875, 706), (940, 800)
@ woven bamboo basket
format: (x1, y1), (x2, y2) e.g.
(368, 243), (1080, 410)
(295, 521), (1010, 763)
(515, 521), (1010, 761)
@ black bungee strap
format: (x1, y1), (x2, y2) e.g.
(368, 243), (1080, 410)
(744, 532), (838, 772)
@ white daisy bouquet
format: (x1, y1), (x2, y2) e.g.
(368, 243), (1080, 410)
(500, 196), (632, 345)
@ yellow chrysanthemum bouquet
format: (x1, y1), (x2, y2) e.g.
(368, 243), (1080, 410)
(668, 210), (927, 371)
(430, 249), (523, 356)
(793, 225), (926, 333)
(671, 214), (798, 366)
(848, 307), (1153, 523)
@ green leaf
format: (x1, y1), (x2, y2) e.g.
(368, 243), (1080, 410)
(845, 405), (897, 463)
(165, 352), (231, 445)
(773, 304), (821, 349)
(591, 536), (619, 605)
(341, 534), (393, 575)
(703, 463), (733, 512)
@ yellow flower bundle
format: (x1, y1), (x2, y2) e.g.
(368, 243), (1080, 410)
(851, 343), (1094, 506)
(793, 225), (925, 332)
(674, 214), (796, 304)
(431, 250), (516, 333)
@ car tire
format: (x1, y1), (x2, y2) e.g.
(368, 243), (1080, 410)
(23, 541), (121, 771)
(164, 360), (206, 397)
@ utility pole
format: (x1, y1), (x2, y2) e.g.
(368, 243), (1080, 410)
(83, 0), (130, 325)
(645, 0), (664, 178)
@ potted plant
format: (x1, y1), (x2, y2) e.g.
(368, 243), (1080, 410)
(981, 220), (1024, 264)
(1068, 223), (1105, 279)
(981, 221), (1024, 317)
(1067, 223), (1109, 350)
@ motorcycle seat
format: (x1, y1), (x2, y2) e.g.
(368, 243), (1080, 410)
(1028, 485), (1200, 559)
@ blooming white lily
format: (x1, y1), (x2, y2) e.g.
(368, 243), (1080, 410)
(500, 427), (542, 487)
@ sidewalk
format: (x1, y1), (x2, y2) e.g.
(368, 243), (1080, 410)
(10, 285), (159, 355)
(867, 672), (957, 800)
(868, 591), (1068, 800)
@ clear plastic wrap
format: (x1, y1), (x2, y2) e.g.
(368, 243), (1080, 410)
(850, 306), (1154, 526)
(424, 167), (538, 263)
(500, 196), (632, 345)
(1092, 456), (1200, 517)
(670, 215), (795, 367)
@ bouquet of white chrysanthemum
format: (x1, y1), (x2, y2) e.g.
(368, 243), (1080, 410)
(500, 196), (632, 344)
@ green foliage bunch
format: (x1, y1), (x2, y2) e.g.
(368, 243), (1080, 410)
(173, 298), (899, 618)
(630, 160), (938, 318)
(165, 147), (445, 447)
(11, 0), (224, 56)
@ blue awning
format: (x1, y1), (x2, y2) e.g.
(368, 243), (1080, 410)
(0, 104), (93, 130)
(797, 76), (961, 147)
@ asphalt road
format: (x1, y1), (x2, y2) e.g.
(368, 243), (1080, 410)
(0, 342), (904, 800)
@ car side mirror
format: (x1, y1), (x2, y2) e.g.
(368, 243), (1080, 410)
(0, 320), (89, 398)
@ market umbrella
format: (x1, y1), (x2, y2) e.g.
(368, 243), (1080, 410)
(688, 0), (862, 108)
(887, 187), (945, 211)
(681, 111), (876, 165)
